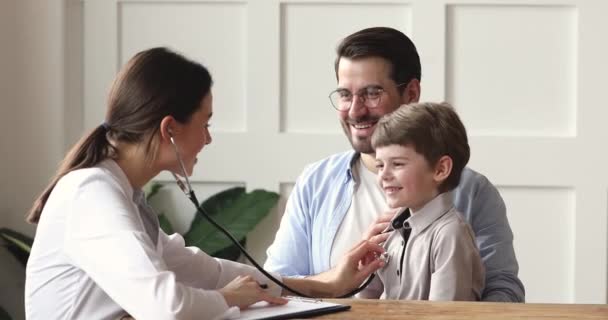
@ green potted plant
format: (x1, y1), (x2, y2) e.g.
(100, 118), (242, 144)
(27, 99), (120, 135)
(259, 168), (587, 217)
(0, 227), (33, 320)
(0, 185), (277, 265)
(0, 227), (33, 268)
(0, 306), (11, 320)
(145, 184), (279, 261)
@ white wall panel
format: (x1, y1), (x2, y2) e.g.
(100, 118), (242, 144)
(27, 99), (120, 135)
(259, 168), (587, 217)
(277, 183), (294, 222)
(500, 187), (575, 303)
(446, 5), (577, 136)
(119, 1), (247, 132)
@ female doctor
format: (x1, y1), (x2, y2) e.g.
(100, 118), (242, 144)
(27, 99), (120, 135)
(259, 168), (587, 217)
(24, 47), (385, 320)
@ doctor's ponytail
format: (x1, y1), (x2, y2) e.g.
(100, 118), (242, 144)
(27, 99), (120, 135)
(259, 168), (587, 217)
(26, 47), (212, 224)
(26, 124), (114, 223)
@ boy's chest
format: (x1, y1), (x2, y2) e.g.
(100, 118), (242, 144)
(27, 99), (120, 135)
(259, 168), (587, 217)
(378, 230), (436, 300)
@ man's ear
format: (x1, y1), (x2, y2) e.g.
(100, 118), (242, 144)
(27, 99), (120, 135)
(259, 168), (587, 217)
(433, 155), (453, 184)
(159, 116), (176, 142)
(400, 78), (421, 104)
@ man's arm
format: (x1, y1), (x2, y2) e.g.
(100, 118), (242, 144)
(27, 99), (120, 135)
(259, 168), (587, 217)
(264, 174), (312, 277)
(454, 169), (526, 302)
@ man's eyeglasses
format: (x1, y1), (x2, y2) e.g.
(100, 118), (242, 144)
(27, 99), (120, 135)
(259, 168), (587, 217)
(328, 83), (406, 111)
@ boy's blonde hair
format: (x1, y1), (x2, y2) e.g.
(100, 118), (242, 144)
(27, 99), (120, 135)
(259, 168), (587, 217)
(371, 102), (470, 192)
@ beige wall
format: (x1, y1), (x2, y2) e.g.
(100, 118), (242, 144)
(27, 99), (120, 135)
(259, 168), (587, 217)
(0, 1), (82, 318)
(0, 1), (22, 317)
(1, 1), (66, 233)
(0, 0), (18, 220)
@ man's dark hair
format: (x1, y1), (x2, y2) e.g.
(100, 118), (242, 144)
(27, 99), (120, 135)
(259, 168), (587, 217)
(334, 27), (421, 90)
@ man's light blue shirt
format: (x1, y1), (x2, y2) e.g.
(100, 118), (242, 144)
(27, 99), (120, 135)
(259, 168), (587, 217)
(265, 150), (525, 302)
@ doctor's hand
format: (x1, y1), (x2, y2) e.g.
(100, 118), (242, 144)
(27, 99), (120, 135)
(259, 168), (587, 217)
(219, 275), (288, 309)
(362, 209), (400, 245)
(315, 240), (386, 298)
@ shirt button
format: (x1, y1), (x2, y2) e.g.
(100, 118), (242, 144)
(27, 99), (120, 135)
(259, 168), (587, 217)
(401, 240), (405, 246)
(397, 269), (400, 276)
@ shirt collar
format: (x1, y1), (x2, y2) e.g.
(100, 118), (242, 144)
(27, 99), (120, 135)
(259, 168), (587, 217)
(344, 151), (360, 183)
(98, 158), (139, 202)
(405, 191), (455, 235)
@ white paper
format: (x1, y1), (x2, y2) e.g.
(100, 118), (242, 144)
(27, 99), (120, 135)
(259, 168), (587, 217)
(237, 297), (347, 320)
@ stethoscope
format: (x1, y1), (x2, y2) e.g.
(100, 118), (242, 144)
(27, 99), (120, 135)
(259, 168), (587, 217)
(353, 209), (412, 292)
(168, 134), (380, 298)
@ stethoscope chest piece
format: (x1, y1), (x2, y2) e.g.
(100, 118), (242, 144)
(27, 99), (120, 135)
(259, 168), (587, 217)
(379, 251), (390, 266)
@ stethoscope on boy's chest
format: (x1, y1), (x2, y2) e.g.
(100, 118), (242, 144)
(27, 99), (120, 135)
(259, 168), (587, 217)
(168, 133), (410, 298)
(377, 208), (413, 284)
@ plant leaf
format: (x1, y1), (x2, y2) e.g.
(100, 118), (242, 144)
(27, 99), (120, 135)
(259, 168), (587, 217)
(198, 187), (246, 217)
(145, 182), (164, 202)
(184, 187), (245, 256)
(158, 213), (174, 235)
(213, 237), (246, 261)
(184, 188), (278, 256)
(0, 305), (12, 320)
(0, 228), (33, 267)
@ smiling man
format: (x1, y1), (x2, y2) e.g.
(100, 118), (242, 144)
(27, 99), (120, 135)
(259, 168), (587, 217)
(264, 27), (525, 302)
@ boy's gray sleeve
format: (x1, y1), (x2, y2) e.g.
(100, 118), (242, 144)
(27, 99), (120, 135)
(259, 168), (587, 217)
(429, 221), (485, 301)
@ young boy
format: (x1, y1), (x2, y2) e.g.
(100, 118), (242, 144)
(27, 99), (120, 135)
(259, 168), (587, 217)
(360, 102), (485, 301)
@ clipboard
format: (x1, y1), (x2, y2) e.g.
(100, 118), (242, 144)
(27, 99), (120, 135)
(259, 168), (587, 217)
(237, 297), (350, 320)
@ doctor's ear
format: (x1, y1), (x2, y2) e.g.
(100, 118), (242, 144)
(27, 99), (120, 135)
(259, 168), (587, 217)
(159, 116), (177, 141)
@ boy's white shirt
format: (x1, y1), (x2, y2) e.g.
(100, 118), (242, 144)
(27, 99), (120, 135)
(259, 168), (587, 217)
(330, 158), (389, 267)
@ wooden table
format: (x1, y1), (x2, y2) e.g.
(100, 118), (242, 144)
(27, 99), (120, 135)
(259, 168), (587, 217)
(315, 299), (608, 319)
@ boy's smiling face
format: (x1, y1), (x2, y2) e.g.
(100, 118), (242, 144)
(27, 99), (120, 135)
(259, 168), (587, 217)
(375, 144), (443, 212)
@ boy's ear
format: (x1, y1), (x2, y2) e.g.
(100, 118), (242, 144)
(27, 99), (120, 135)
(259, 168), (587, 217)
(433, 155), (453, 184)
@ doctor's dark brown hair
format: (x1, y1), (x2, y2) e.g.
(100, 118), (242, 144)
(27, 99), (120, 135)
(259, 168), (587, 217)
(27, 47), (213, 223)
(371, 102), (470, 193)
